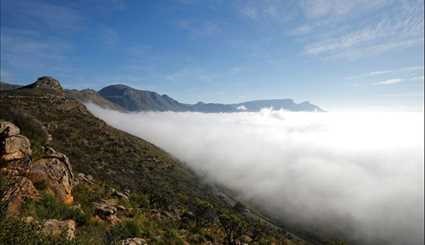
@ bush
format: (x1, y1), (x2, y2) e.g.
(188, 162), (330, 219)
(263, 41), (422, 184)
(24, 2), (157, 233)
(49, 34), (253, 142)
(0, 217), (76, 245)
(106, 220), (142, 243)
(23, 193), (88, 225)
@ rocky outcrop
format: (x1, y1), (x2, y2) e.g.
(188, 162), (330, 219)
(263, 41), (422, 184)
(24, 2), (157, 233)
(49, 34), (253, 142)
(0, 121), (38, 215)
(1, 121), (74, 217)
(24, 76), (64, 92)
(41, 219), (76, 240)
(0, 121), (31, 165)
(29, 147), (74, 205)
(1, 176), (39, 216)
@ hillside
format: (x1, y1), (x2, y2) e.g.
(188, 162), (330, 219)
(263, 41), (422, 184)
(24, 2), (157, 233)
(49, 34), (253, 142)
(0, 81), (21, 91)
(66, 89), (126, 112)
(98, 84), (191, 112)
(0, 77), (314, 244)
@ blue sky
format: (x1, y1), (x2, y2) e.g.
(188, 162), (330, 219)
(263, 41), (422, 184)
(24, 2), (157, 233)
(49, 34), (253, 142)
(1, 0), (423, 111)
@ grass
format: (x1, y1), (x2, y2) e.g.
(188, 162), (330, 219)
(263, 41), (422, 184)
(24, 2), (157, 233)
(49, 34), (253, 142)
(22, 192), (88, 226)
(0, 88), (308, 244)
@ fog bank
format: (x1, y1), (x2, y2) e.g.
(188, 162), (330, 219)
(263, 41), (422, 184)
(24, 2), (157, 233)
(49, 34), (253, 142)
(87, 104), (424, 245)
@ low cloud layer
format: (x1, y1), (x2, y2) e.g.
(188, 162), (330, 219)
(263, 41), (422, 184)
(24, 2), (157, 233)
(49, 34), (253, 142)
(87, 104), (424, 245)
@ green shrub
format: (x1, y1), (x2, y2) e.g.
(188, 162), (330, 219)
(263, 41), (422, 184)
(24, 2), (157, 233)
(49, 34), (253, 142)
(106, 220), (142, 243)
(0, 217), (76, 245)
(23, 193), (88, 225)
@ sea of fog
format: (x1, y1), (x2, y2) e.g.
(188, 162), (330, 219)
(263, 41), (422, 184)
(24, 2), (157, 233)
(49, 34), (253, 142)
(87, 104), (424, 245)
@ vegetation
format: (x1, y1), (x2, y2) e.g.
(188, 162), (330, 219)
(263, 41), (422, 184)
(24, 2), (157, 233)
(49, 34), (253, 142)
(0, 88), (308, 244)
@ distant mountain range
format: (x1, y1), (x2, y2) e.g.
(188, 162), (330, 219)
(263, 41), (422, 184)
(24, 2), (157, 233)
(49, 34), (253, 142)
(0, 81), (325, 112)
(98, 84), (325, 112)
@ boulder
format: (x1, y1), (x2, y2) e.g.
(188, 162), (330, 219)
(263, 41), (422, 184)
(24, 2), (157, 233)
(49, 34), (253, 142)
(120, 237), (148, 245)
(0, 121), (20, 136)
(29, 147), (74, 205)
(41, 219), (76, 240)
(112, 188), (129, 200)
(0, 135), (31, 163)
(1, 176), (40, 216)
(94, 199), (118, 215)
(240, 235), (253, 243)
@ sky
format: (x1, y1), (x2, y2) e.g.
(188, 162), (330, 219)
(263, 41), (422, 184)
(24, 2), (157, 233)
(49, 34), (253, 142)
(1, 0), (424, 111)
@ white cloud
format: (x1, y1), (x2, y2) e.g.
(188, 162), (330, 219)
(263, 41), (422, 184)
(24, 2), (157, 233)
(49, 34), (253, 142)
(301, 0), (387, 19)
(411, 75), (425, 81)
(298, 0), (424, 59)
(88, 104), (424, 245)
(373, 78), (403, 85)
(346, 66), (424, 80)
(236, 105), (247, 110)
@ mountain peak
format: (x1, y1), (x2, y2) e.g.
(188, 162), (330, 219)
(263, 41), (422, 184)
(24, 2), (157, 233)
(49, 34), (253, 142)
(25, 76), (64, 93)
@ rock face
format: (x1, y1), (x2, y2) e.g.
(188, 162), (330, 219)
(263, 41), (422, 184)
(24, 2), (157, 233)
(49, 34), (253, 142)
(41, 219), (76, 240)
(29, 147), (74, 205)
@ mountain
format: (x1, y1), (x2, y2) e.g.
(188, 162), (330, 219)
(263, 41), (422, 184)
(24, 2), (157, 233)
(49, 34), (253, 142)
(0, 81), (21, 91)
(97, 84), (325, 112)
(233, 99), (325, 112)
(0, 81), (324, 112)
(191, 101), (236, 113)
(0, 76), (317, 244)
(98, 84), (191, 112)
(66, 88), (126, 112)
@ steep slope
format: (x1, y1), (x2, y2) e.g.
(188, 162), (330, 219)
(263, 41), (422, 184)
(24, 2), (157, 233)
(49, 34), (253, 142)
(66, 89), (126, 112)
(98, 84), (191, 112)
(0, 77), (312, 244)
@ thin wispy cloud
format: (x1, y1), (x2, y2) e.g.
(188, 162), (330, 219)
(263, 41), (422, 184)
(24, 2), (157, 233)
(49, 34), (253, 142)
(373, 78), (403, 85)
(346, 66), (425, 80)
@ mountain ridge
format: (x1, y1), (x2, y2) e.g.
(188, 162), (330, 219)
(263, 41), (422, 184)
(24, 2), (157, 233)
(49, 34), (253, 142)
(0, 79), (325, 112)
(98, 84), (325, 113)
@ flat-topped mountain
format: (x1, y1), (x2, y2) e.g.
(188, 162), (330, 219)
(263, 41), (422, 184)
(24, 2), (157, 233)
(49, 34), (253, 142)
(233, 99), (324, 112)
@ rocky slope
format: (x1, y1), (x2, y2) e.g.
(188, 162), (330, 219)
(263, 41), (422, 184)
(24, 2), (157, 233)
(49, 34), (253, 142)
(0, 76), (315, 244)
